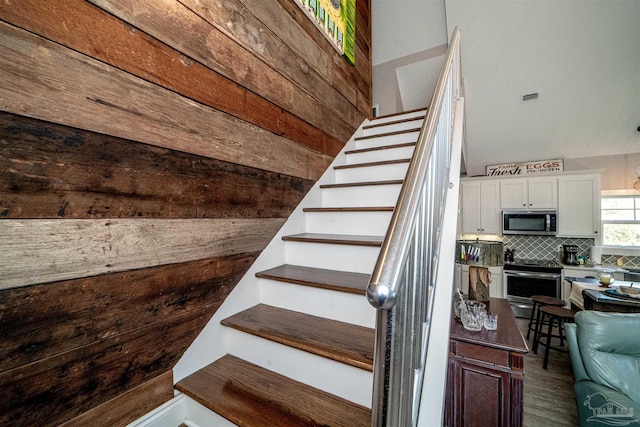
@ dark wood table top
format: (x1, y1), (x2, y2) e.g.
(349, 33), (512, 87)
(450, 298), (528, 354)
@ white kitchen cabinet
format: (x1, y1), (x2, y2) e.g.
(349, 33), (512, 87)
(460, 180), (501, 234)
(500, 177), (557, 210)
(561, 267), (597, 308)
(558, 173), (600, 237)
(456, 264), (503, 298)
(489, 267), (503, 298)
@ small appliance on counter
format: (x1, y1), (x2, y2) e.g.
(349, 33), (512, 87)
(504, 248), (515, 263)
(562, 245), (579, 265)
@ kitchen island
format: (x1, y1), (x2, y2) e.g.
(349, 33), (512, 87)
(445, 298), (528, 427)
(566, 278), (640, 313)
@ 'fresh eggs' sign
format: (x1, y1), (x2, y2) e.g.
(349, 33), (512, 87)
(486, 159), (563, 176)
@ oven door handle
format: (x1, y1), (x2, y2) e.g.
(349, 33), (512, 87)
(505, 271), (561, 280)
(510, 302), (532, 309)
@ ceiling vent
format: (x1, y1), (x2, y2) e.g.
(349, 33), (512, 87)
(521, 92), (539, 103)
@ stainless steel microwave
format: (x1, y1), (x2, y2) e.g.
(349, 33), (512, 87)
(502, 210), (557, 236)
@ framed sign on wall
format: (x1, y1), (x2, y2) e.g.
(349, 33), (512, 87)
(293, 0), (356, 65)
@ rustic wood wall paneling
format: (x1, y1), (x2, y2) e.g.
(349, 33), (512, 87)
(0, 21), (331, 181)
(0, 253), (254, 425)
(0, 253), (257, 372)
(0, 112), (313, 219)
(236, 0), (360, 111)
(272, 0), (372, 115)
(177, 0), (363, 128)
(59, 371), (174, 427)
(0, 0), (345, 158)
(88, 0), (358, 143)
(0, 0), (371, 423)
(1, 307), (206, 426)
(0, 217), (283, 290)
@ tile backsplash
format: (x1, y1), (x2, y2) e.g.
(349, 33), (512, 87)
(460, 234), (593, 262)
(460, 234), (640, 267)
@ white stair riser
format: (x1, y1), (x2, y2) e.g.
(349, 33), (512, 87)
(346, 146), (414, 164)
(355, 131), (420, 150)
(322, 185), (402, 207)
(369, 109), (426, 125)
(362, 120), (424, 137)
(259, 279), (376, 328)
(305, 210), (393, 235)
(184, 397), (237, 427)
(335, 163), (408, 182)
(227, 328), (374, 407)
(285, 241), (380, 274)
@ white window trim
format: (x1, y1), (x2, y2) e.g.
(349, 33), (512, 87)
(601, 190), (640, 254)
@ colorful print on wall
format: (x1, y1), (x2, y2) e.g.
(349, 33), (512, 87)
(293, 0), (356, 65)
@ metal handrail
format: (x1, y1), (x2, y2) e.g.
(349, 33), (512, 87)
(367, 26), (462, 426)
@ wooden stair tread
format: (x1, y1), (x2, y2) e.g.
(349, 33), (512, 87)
(320, 179), (403, 189)
(282, 233), (383, 246)
(368, 107), (427, 121)
(354, 127), (421, 141)
(334, 158), (410, 170)
(303, 206), (394, 212)
(221, 304), (374, 370)
(362, 115), (424, 130)
(345, 142), (416, 155)
(255, 264), (370, 294)
(176, 354), (371, 427)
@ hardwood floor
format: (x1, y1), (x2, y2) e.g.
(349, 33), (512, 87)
(517, 318), (579, 426)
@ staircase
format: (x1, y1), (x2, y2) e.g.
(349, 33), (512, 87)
(174, 109), (428, 427)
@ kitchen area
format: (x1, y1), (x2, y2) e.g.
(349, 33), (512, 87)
(454, 167), (640, 318)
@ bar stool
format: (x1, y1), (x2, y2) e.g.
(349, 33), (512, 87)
(533, 306), (575, 370)
(526, 295), (565, 341)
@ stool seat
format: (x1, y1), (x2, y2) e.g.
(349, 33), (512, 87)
(531, 295), (565, 306)
(534, 306), (576, 369)
(540, 305), (575, 320)
(525, 295), (566, 341)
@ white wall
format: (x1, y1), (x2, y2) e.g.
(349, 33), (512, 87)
(372, 0), (448, 115)
(446, 0), (640, 177)
(566, 153), (640, 191)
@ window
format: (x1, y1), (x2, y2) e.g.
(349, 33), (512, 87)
(601, 194), (640, 246)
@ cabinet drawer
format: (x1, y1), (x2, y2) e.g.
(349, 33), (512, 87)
(455, 341), (509, 367)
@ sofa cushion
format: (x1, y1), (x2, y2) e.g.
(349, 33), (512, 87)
(575, 311), (640, 405)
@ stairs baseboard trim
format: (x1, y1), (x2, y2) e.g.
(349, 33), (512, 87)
(183, 395), (237, 427)
(125, 394), (187, 427)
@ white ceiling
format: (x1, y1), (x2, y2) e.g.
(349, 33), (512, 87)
(373, 0), (640, 177)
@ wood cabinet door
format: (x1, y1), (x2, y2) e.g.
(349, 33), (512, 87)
(452, 359), (510, 427)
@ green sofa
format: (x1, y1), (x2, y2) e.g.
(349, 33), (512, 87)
(566, 311), (640, 426)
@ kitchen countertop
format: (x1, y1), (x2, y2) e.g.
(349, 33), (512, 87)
(558, 263), (628, 273)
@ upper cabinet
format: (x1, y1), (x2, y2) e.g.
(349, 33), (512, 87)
(558, 173), (601, 238)
(461, 180), (501, 234)
(500, 177), (557, 210)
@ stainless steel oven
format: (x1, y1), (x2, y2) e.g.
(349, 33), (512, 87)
(504, 260), (562, 318)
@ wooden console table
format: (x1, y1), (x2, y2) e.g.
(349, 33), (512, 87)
(445, 298), (528, 427)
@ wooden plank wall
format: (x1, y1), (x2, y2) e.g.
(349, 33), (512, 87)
(0, 0), (371, 425)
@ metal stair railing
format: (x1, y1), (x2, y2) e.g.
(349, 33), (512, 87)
(366, 26), (463, 426)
